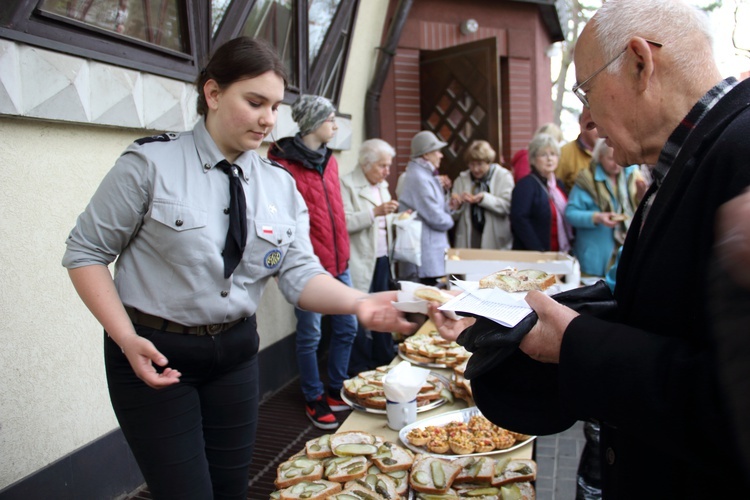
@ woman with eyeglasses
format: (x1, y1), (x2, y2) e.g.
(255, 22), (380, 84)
(510, 133), (573, 252)
(267, 95), (362, 431)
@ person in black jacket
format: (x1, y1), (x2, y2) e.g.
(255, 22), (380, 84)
(712, 189), (750, 486)
(431, 0), (750, 496)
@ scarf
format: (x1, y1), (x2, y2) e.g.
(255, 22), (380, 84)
(548, 177), (572, 252)
(532, 172), (572, 252)
(292, 133), (327, 174)
(575, 165), (638, 245)
(470, 164), (495, 232)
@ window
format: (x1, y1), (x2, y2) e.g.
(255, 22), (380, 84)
(233, 0), (356, 101)
(38, 0), (185, 52)
(241, 0), (297, 88)
(0, 0), (358, 103)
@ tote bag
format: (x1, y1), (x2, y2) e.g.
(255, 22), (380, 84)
(393, 211), (422, 266)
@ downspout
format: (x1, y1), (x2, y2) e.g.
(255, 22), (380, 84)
(364, 0), (414, 139)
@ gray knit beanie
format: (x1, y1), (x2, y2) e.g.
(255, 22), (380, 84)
(291, 95), (336, 136)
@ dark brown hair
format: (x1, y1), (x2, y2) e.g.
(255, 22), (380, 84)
(195, 37), (288, 116)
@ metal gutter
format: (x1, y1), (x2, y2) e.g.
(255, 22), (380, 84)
(364, 0), (414, 139)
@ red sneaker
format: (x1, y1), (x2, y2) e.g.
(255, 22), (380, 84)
(305, 396), (339, 430)
(326, 388), (350, 412)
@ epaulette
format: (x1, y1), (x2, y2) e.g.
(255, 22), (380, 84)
(261, 156), (293, 177)
(134, 132), (179, 145)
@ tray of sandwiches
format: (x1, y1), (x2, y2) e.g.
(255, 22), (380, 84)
(341, 365), (453, 414)
(397, 330), (471, 368)
(270, 430), (536, 499)
(449, 358), (473, 405)
(399, 407), (535, 458)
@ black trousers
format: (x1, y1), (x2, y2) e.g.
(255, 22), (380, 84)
(105, 316), (259, 500)
(348, 256), (397, 374)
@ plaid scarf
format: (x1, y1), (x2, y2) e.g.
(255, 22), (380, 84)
(641, 77), (739, 229)
(470, 164), (496, 232)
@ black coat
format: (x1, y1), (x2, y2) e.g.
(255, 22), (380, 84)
(474, 78), (750, 498)
(510, 171), (566, 251)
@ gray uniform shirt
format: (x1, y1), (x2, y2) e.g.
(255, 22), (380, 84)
(63, 118), (325, 326)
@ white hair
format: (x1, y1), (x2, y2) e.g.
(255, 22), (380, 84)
(528, 134), (560, 168)
(593, 0), (714, 81)
(591, 138), (612, 166)
(358, 139), (396, 170)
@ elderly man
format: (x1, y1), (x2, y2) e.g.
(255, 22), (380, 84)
(556, 107), (598, 192)
(431, 0), (750, 496)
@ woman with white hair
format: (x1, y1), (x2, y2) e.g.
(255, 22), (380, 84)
(565, 138), (642, 278)
(510, 133), (573, 251)
(340, 138), (400, 373)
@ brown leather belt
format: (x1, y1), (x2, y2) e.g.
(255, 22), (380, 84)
(125, 307), (244, 336)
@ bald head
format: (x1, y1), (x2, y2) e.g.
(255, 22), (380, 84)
(574, 0), (723, 165)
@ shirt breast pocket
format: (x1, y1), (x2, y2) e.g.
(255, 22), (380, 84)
(246, 220), (296, 275)
(149, 199), (209, 267)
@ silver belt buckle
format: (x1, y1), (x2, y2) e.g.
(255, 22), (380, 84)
(205, 323), (223, 336)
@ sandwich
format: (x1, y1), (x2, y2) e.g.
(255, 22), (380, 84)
(278, 480), (342, 500)
(478, 268), (556, 292)
(413, 287), (453, 304)
(408, 455), (462, 494)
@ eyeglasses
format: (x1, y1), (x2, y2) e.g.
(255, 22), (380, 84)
(535, 151), (558, 159)
(572, 39), (663, 108)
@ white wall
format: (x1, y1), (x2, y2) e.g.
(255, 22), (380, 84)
(0, 118), (140, 487)
(335, 0), (390, 176)
(0, 0), (390, 490)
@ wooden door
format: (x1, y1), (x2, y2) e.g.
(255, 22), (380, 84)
(419, 38), (499, 181)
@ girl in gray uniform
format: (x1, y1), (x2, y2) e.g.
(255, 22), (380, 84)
(62, 37), (412, 500)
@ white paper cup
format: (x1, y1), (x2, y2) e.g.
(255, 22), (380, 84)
(386, 398), (417, 430)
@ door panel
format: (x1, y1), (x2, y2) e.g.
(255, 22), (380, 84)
(419, 38), (499, 181)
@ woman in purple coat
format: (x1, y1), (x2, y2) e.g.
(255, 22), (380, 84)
(397, 131), (454, 286)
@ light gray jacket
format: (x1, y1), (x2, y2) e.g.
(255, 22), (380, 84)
(339, 167), (395, 292)
(451, 165), (514, 249)
(397, 158), (454, 279)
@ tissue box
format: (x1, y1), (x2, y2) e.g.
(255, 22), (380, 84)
(445, 249), (581, 291)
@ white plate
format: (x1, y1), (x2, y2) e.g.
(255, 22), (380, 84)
(397, 349), (450, 369)
(340, 371), (452, 415)
(398, 406), (536, 458)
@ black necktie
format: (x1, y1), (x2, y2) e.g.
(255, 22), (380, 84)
(219, 161), (247, 278)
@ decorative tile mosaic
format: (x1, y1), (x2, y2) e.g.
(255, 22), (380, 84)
(0, 39), (351, 150)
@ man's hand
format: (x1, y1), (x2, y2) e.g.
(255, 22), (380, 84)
(520, 291), (579, 363)
(119, 335), (182, 389)
(427, 302), (476, 341)
(356, 291), (416, 335)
